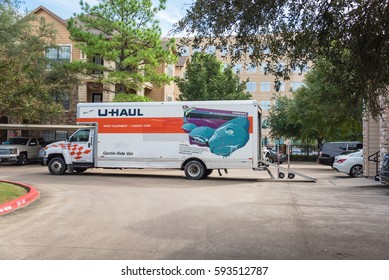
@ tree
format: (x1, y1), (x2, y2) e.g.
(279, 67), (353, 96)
(175, 52), (251, 100)
(268, 95), (303, 140)
(269, 58), (363, 147)
(175, 0), (389, 118)
(67, 0), (177, 95)
(113, 93), (152, 102)
(0, 0), (77, 123)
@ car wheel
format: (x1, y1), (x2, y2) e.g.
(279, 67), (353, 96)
(48, 157), (67, 175)
(18, 153), (27, 165)
(265, 155), (273, 163)
(184, 160), (205, 180)
(349, 164), (363, 177)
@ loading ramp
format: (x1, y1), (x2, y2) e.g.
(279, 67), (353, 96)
(255, 159), (317, 182)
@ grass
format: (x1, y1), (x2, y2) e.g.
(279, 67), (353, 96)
(0, 182), (28, 204)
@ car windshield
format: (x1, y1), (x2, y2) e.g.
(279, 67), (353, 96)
(7, 138), (28, 145)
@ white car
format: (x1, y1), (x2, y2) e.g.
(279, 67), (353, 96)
(333, 150), (363, 177)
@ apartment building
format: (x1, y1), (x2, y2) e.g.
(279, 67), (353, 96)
(29, 6), (183, 122)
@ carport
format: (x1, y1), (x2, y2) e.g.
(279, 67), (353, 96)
(0, 124), (93, 142)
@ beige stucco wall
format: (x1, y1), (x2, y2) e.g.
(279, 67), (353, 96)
(363, 115), (380, 177)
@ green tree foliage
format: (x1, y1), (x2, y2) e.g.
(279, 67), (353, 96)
(113, 92), (152, 102)
(175, 0), (389, 117)
(68, 0), (177, 95)
(269, 58), (363, 147)
(175, 52), (251, 100)
(0, 0), (77, 123)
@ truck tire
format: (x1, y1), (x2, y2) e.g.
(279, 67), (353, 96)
(201, 169), (213, 179)
(48, 157), (67, 175)
(18, 152), (27, 165)
(74, 167), (87, 173)
(184, 160), (205, 180)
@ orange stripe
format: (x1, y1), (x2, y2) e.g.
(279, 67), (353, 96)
(77, 117), (253, 134)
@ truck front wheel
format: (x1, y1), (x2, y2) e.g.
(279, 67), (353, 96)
(48, 157), (67, 175)
(18, 152), (27, 165)
(184, 160), (205, 180)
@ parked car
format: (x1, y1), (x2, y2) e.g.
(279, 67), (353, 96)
(290, 147), (302, 155)
(38, 140), (58, 164)
(318, 141), (363, 166)
(332, 149), (363, 177)
(0, 137), (44, 165)
(263, 147), (287, 164)
(379, 154), (389, 184)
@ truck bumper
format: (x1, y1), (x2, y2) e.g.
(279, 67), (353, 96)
(0, 156), (18, 163)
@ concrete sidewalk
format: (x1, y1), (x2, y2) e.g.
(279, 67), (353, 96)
(330, 177), (385, 188)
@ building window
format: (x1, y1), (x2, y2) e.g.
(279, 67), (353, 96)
(260, 100), (271, 111)
(220, 46), (228, 57)
(260, 62), (268, 73)
(246, 64), (256, 73)
(92, 55), (104, 74)
(246, 82), (257, 92)
(292, 63), (309, 73)
(232, 64), (243, 74)
(279, 82), (285, 92)
(80, 50), (86, 60)
(92, 93), (103, 103)
(178, 46), (189, 56)
(167, 64), (174, 77)
(260, 82), (271, 92)
(192, 46), (201, 53)
(276, 62), (285, 72)
(45, 45), (71, 68)
(53, 89), (70, 110)
(290, 82), (304, 91)
(206, 45), (216, 55)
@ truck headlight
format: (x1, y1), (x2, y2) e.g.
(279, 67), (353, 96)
(10, 148), (17, 154)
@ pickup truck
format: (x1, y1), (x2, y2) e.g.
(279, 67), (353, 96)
(0, 137), (44, 165)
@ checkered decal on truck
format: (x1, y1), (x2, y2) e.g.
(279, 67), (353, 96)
(50, 143), (91, 160)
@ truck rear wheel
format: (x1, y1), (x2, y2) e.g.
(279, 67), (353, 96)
(184, 160), (205, 180)
(74, 167), (87, 173)
(202, 169), (213, 179)
(48, 157), (67, 175)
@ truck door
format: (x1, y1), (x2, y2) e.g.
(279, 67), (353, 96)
(67, 129), (93, 163)
(28, 138), (40, 159)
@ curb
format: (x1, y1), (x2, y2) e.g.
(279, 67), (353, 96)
(0, 180), (40, 216)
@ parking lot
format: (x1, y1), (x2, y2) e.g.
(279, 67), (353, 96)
(0, 162), (389, 260)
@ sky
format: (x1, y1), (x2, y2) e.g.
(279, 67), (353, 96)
(22, 0), (191, 37)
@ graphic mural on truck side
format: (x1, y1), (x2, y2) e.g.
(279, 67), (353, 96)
(182, 106), (250, 157)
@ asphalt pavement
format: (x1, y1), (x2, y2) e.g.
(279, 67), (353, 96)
(0, 162), (388, 260)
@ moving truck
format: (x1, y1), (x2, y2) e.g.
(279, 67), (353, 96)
(43, 100), (264, 179)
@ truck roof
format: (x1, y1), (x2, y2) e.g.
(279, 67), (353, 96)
(77, 100), (259, 108)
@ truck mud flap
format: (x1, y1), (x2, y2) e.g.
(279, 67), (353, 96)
(255, 159), (317, 182)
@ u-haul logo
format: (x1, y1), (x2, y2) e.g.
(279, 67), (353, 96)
(98, 108), (143, 117)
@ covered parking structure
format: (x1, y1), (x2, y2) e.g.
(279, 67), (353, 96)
(0, 124), (92, 143)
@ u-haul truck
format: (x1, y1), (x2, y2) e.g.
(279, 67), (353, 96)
(43, 100), (264, 179)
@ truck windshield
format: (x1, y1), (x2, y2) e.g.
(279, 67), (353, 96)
(69, 129), (90, 142)
(8, 138), (29, 145)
